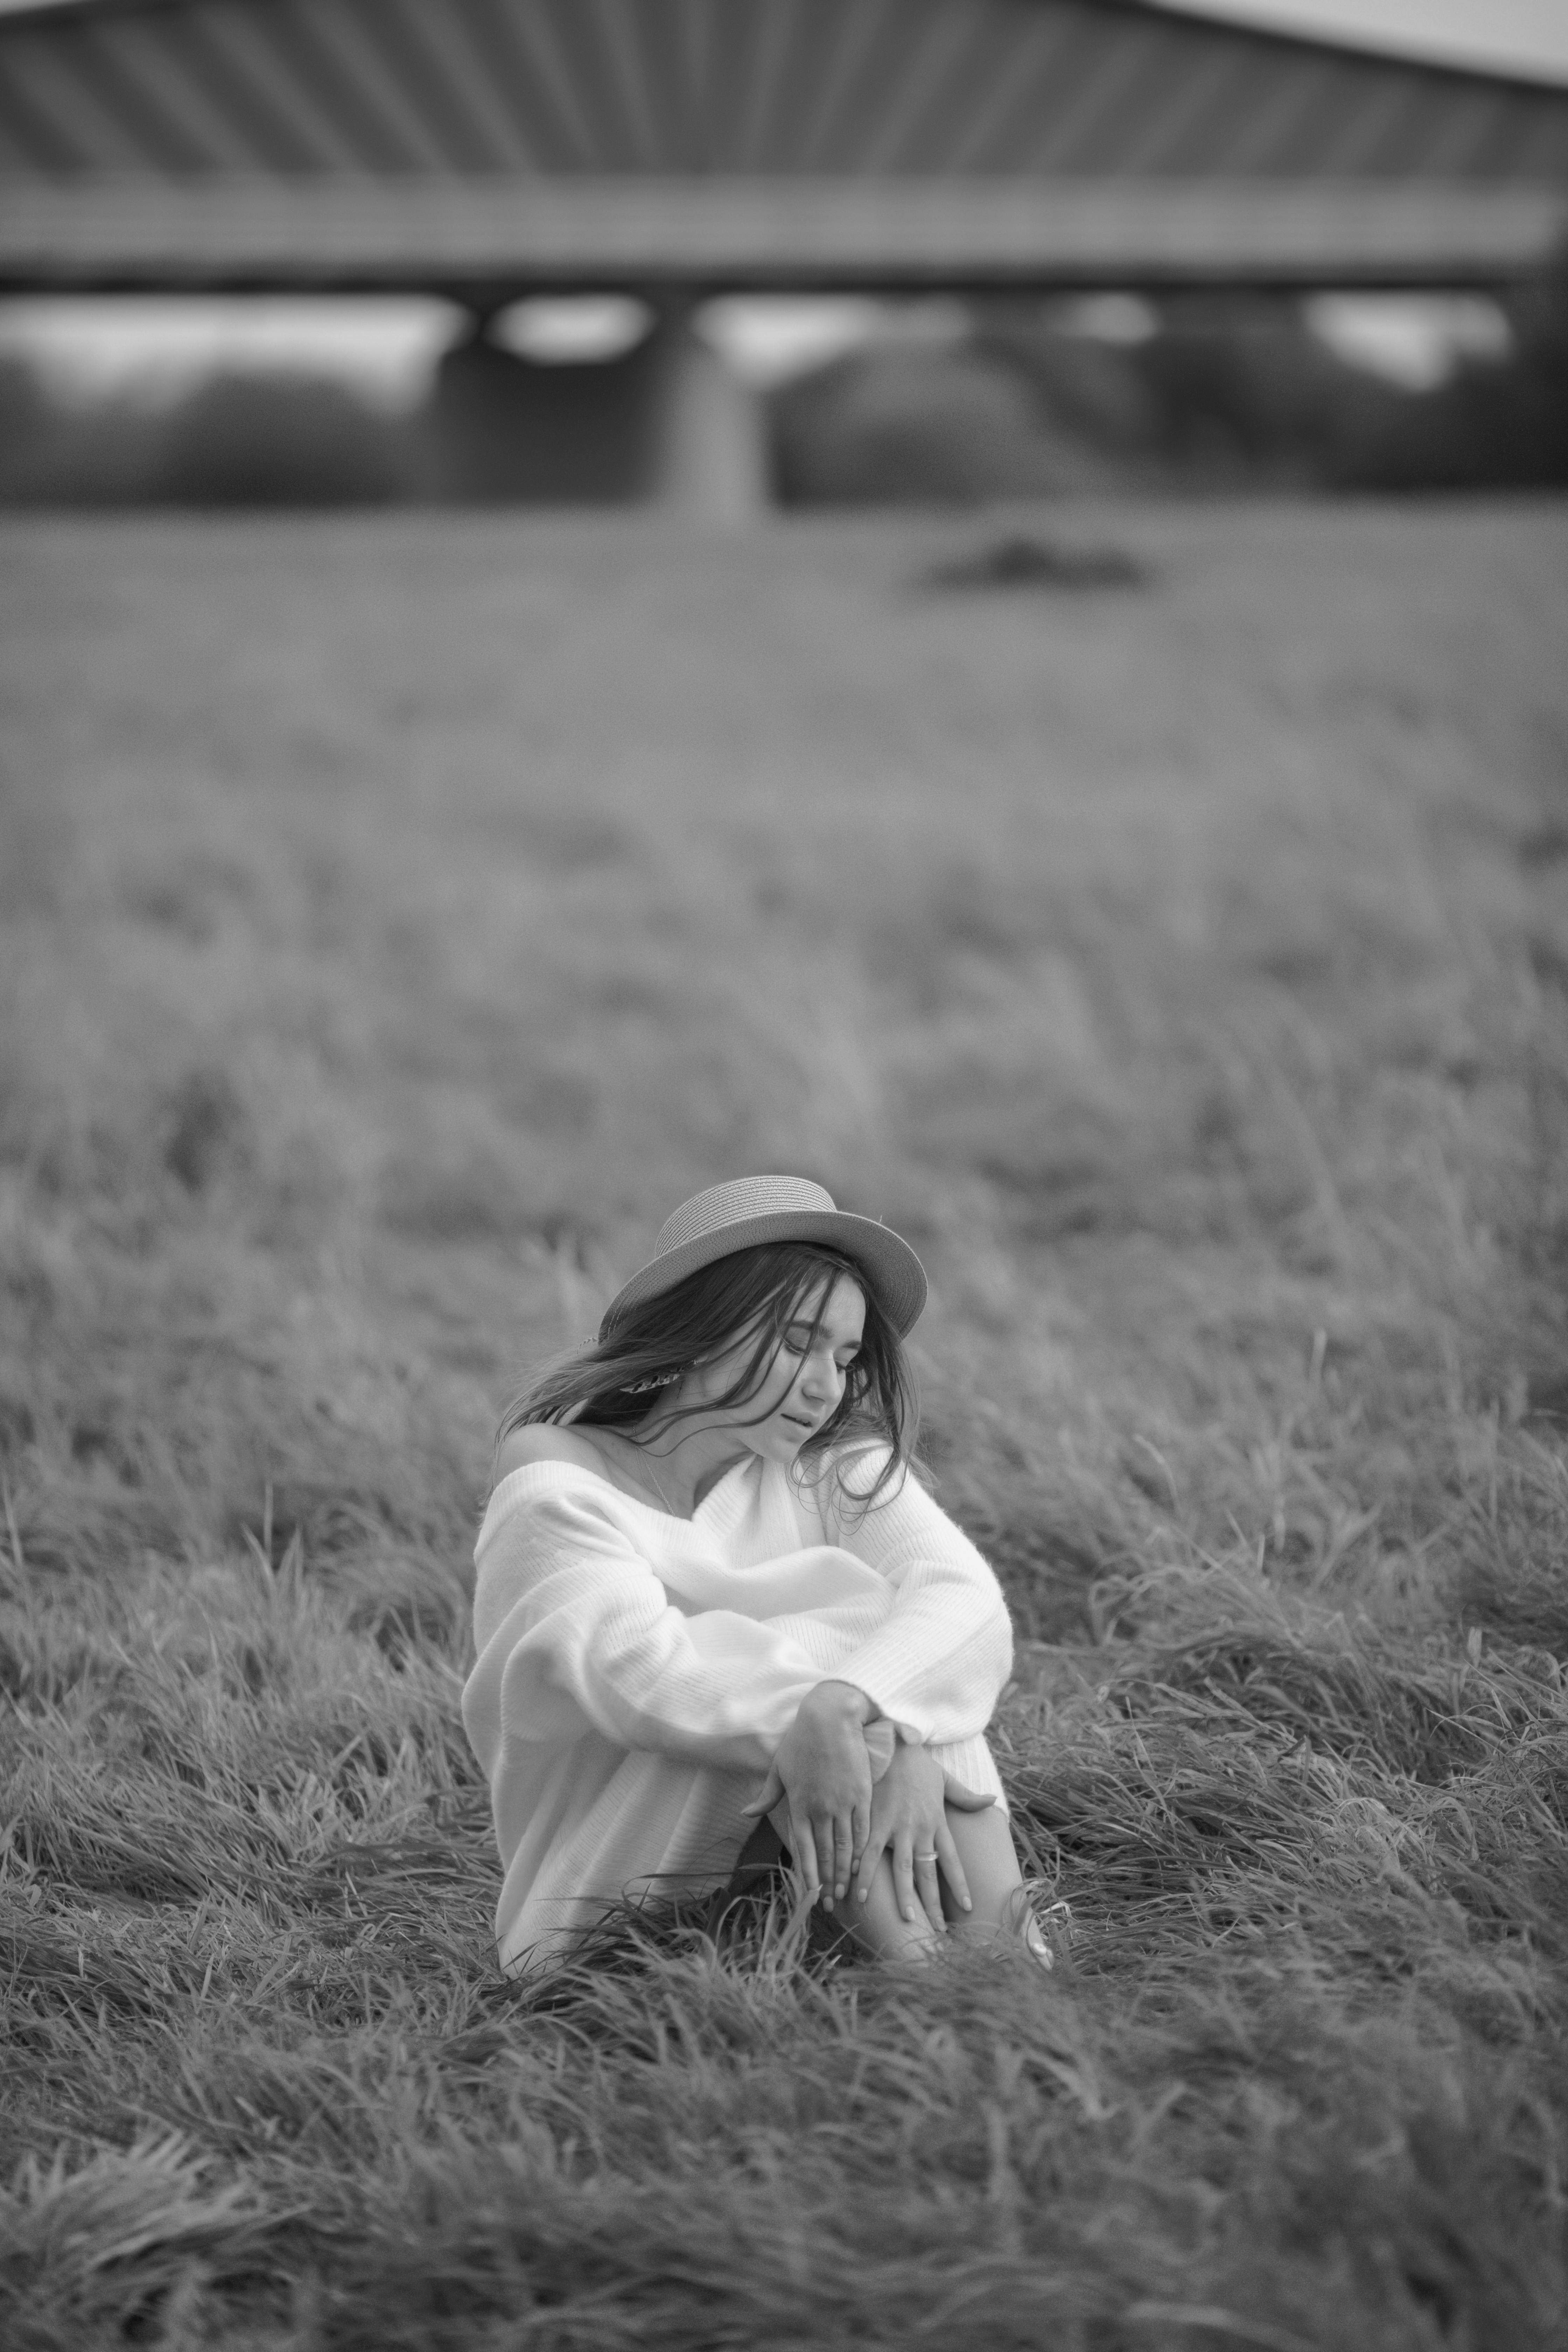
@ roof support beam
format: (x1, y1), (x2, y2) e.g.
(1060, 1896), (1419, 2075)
(0, 174), (1561, 293)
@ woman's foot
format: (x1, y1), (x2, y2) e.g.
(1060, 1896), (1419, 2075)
(1009, 1886), (1054, 1970)
(941, 1884), (1059, 1970)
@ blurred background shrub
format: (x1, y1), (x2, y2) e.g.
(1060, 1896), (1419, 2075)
(0, 363), (418, 507)
(778, 269), (1568, 504)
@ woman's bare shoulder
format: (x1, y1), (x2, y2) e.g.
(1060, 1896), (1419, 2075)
(491, 1423), (611, 1494)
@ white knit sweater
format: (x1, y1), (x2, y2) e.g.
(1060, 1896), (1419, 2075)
(462, 1446), (1013, 1970)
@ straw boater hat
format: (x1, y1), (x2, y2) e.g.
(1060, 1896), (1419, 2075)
(600, 1175), (927, 1339)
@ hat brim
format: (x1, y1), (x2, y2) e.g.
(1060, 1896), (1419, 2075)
(600, 1209), (927, 1340)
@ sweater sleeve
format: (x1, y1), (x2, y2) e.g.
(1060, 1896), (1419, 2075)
(821, 1451), (1014, 1749)
(462, 1480), (832, 1778)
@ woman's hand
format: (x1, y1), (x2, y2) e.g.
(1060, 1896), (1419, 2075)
(741, 1680), (879, 1911)
(852, 1743), (996, 1932)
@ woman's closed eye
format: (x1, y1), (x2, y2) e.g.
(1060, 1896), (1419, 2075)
(782, 1332), (859, 1366)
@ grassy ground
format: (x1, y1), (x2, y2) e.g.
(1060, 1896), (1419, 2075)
(2, 501), (1567, 2351)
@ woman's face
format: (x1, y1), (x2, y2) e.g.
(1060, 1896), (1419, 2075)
(682, 1272), (867, 1464)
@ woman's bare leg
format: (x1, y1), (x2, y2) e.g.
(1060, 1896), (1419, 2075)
(842, 1851), (943, 1961)
(769, 1797), (1044, 1967)
(837, 1804), (1040, 1965)
(941, 1805), (1026, 1937)
(939, 1805), (1048, 1963)
(763, 1799), (935, 1961)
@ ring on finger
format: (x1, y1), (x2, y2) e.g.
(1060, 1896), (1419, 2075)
(913, 1850), (938, 1863)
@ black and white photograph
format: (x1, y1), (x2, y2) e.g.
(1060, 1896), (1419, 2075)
(2, 1), (1566, 2344)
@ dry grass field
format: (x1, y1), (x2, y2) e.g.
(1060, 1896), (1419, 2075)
(2, 500), (1567, 2351)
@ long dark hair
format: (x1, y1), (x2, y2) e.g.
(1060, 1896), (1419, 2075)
(497, 1242), (919, 1512)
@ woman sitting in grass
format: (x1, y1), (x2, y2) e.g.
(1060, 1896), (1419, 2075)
(463, 1174), (1046, 1974)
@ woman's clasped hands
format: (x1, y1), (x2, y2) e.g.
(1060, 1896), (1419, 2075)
(741, 1678), (995, 1930)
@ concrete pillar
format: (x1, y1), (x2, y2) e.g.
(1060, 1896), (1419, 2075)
(641, 295), (770, 523)
(422, 296), (769, 517)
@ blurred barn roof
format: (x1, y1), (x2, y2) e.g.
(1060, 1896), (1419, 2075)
(2, 0), (1566, 293)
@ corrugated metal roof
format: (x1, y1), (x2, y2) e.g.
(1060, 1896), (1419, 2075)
(2, 0), (1565, 287)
